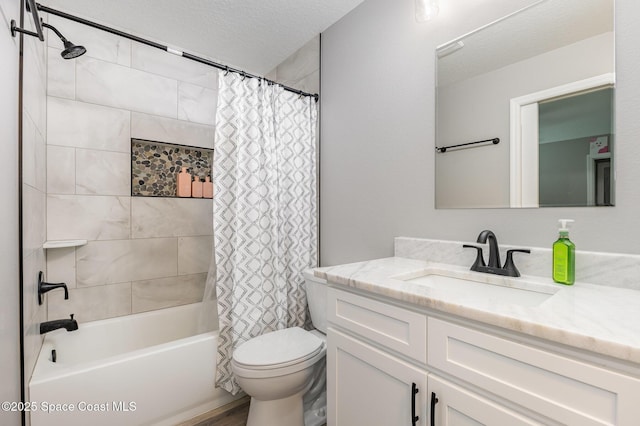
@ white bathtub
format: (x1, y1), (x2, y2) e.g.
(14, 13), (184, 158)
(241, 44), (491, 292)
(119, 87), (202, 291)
(29, 303), (240, 426)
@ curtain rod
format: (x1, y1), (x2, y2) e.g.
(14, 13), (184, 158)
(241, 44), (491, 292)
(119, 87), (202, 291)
(36, 3), (319, 102)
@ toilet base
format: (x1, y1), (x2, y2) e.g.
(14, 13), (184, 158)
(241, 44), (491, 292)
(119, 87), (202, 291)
(246, 391), (304, 426)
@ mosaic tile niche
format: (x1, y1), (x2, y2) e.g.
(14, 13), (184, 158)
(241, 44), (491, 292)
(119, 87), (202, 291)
(132, 139), (213, 197)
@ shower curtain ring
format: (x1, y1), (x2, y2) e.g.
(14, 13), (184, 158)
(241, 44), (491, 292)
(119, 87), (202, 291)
(241, 71), (246, 80)
(224, 66), (229, 76)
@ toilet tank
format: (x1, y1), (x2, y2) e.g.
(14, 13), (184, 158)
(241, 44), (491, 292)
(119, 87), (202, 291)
(303, 269), (327, 334)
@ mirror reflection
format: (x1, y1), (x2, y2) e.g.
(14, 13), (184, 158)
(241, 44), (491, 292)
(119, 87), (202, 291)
(435, 0), (614, 209)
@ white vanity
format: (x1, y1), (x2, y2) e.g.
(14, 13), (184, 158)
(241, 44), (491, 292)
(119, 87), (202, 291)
(318, 247), (640, 426)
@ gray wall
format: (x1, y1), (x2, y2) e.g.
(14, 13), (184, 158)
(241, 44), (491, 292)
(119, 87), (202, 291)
(539, 138), (591, 207)
(320, 0), (640, 265)
(0, 0), (22, 424)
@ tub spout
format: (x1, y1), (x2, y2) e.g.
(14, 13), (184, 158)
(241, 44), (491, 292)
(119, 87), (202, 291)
(40, 314), (78, 334)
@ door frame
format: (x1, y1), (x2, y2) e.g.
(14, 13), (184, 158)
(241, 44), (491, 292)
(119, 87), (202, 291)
(509, 73), (615, 207)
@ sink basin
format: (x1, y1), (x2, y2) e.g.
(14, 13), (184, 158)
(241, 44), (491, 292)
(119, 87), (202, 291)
(398, 269), (559, 307)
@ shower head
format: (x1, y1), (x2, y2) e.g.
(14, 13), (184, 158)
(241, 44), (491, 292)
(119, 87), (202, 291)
(61, 40), (87, 59)
(41, 22), (86, 59)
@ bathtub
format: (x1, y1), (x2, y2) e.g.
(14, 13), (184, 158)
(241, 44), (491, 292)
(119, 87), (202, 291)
(29, 303), (240, 426)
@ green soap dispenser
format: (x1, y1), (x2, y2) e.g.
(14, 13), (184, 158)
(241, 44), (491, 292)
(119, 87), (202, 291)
(553, 219), (575, 285)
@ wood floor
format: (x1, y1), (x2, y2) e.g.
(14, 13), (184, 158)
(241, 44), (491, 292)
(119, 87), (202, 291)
(180, 397), (327, 426)
(194, 403), (249, 426)
(179, 397), (250, 426)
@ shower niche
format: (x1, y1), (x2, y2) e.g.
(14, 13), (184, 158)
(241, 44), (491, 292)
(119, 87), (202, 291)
(131, 138), (213, 197)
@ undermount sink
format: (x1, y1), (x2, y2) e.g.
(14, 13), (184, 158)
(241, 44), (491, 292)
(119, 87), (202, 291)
(397, 269), (559, 307)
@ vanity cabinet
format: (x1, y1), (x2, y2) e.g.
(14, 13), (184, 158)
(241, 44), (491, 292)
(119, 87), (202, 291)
(328, 328), (428, 425)
(327, 287), (640, 426)
(327, 287), (428, 425)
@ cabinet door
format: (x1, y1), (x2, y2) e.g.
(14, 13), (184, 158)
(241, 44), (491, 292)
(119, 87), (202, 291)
(328, 328), (428, 426)
(429, 375), (542, 426)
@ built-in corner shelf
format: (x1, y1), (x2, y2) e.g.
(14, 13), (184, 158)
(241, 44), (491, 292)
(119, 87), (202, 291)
(43, 240), (88, 249)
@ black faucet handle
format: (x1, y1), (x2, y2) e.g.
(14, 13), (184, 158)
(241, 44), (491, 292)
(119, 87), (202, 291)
(463, 244), (486, 271)
(38, 271), (69, 305)
(503, 249), (531, 277)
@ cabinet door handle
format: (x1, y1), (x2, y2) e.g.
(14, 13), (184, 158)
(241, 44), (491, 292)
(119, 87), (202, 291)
(430, 392), (439, 426)
(411, 382), (419, 426)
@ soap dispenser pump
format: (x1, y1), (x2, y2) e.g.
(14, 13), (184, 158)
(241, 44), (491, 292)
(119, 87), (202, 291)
(553, 219), (575, 285)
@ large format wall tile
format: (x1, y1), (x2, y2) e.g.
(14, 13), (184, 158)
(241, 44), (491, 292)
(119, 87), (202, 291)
(48, 15), (131, 66)
(46, 246), (77, 289)
(289, 69), (320, 96)
(131, 43), (218, 89)
(132, 198), (212, 238)
(132, 273), (207, 313)
(22, 113), (46, 192)
(23, 185), (46, 257)
(178, 236), (212, 275)
(271, 36), (320, 92)
(47, 195), (131, 241)
(23, 41), (47, 135)
(76, 149), (130, 195)
(23, 249), (46, 345)
(76, 238), (178, 286)
(76, 57), (178, 118)
(131, 112), (215, 149)
(47, 97), (130, 152)
(48, 282), (132, 322)
(177, 82), (217, 126)
(48, 48), (75, 99)
(47, 145), (75, 194)
(23, 249), (46, 380)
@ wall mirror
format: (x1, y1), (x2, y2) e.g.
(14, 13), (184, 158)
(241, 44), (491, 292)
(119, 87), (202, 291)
(435, 0), (614, 209)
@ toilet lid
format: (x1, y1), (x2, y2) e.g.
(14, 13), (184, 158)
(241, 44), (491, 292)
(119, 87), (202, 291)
(233, 327), (324, 369)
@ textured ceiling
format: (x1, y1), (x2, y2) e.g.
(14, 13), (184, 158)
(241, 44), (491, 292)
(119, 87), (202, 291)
(44, 0), (366, 75)
(437, 0), (614, 87)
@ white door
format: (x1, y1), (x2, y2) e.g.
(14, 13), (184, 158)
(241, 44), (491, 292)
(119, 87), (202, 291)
(328, 328), (428, 426)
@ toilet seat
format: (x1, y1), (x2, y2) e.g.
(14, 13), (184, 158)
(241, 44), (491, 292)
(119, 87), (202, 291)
(232, 327), (326, 379)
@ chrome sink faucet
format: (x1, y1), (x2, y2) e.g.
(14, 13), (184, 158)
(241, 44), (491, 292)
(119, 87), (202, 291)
(463, 230), (530, 277)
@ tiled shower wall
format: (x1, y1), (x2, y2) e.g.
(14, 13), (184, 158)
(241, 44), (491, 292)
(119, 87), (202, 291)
(45, 14), (218, 322)
(266, 36), (319, 95)
(22, 10), (48, 409)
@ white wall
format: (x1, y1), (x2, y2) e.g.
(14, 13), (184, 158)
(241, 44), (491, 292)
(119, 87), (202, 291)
(0, 0), (23, 424)
(436, 32), (614, 208)
(320, 0), (640, 265)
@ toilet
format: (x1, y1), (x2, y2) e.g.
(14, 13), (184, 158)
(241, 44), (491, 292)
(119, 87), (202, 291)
(231, 270), (327, 426)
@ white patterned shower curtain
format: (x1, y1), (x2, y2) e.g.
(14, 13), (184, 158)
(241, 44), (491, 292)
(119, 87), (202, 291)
(210, 72), (318, 394)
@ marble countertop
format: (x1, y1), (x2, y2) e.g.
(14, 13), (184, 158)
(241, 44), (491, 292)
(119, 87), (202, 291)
(315, 257), (640, 364)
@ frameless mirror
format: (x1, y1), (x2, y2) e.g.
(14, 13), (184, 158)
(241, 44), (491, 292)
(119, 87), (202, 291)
(435, 0), (614, 209)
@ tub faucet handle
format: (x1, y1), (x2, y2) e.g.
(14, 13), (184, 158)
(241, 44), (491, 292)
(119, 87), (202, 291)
(38, 271), (69, 305)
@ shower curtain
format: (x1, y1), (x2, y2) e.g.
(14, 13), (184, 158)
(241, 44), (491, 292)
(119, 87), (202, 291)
(210, 72), (318, 394)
